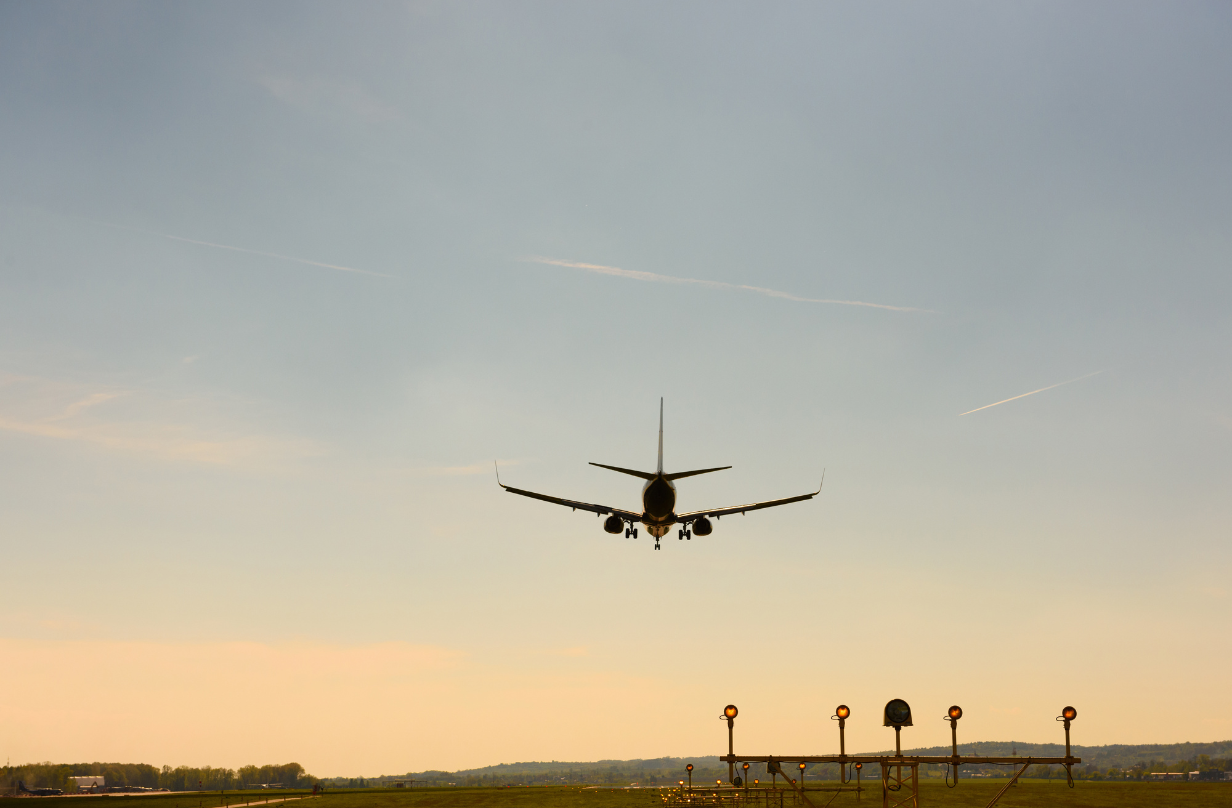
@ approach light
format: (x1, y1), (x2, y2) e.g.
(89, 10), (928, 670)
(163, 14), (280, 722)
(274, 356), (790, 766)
(754, 780), (759, 785)
(835, 705), (850, 720)
(716, 780), (721, 786)
(724, 705), (739, 719)
(854, 764), (862, 771)
(742, 764), (749, 772)
(678, 782), (683, 787)
(883, 699), (913, 727)
(798, 764), (806, 772)
(948, 706), (963, 721)
(687, 765), (693, 772)
(1062, 706), (1077, 721)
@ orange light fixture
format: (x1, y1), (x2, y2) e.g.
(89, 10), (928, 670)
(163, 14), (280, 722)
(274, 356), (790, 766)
(724, 705), (739, 719)
(1062, 706), (1077, 720)
(948, 705), (963, 720)
(835, 705), (850, 720)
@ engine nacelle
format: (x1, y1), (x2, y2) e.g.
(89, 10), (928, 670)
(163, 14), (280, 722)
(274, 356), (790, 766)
(692, 516), (713, 536)
(603, 514), (625, 534)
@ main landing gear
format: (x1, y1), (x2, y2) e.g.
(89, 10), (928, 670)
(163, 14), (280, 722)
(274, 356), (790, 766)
(625, 526), (638, 539)
(678, 528), (692, 540)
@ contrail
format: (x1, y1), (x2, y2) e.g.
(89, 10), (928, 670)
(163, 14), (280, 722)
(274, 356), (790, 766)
(165, 235), (391, 278)
(523, 257), (933, 313)
(959, 370), (1106, 416)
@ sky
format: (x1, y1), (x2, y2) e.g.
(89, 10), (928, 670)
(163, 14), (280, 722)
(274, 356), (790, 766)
(1, 0), (1230, 777)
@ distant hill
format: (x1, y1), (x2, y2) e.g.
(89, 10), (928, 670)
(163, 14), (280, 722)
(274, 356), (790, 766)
(326, 741), (1232, 786)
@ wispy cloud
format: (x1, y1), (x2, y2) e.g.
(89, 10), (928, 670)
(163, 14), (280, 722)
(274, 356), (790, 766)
(524, 256), (933, 313)
(959, 370), (1106, 416)
(166, 235), (391, 278)
(416, 460), (522, 477)
(0, 375), (319, 467)
(258, 75), (399, 123)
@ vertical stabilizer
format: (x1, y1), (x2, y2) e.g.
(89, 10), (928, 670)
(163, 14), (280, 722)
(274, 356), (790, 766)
(657, 398), (664, 474)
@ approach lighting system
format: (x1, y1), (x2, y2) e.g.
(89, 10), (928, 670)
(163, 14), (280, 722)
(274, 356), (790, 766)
(725, 705), (739, 719)
(835, 704), (850, 720)
(678, 782), (683, 787)
(743, 764), (750, 771)
(948, 705), (962, 720)
(854, 763), (862, 770)
(1062, 706), (1077, 721)
(687, 765), (693, 772)
(884, 699), (913, 727)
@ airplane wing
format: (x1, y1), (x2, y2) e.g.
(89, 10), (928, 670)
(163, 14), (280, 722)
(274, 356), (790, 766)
(676, 480), (822, 522)
(496, 465), (640, 520)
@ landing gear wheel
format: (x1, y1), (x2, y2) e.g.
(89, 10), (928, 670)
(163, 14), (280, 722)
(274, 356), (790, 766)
(686, 531), (691, 540)
(624, 528), (630, 538)
(632, 527), (638, 538)
(654, 542), (660, 550)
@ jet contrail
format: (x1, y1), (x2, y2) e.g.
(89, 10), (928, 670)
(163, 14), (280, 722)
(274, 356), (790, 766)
(523, 257), (933, 313)
(959, 370), (1106, 416)
(165, 235), (391, 278)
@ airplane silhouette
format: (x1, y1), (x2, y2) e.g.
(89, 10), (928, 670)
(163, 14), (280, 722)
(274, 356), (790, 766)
(497, 399), (821, 550)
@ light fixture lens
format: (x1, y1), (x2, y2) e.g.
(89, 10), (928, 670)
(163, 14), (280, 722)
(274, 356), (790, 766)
(687, 765), (693, 772)
(743, 764), (749, 771)
(883, 698), (913, 727)
(836, 704), (850, 719)
(948, 705), (963, 720)
(1062, 706), (1077, 720)
(855, 763), (862, 770)
(725, 704), (739, 719)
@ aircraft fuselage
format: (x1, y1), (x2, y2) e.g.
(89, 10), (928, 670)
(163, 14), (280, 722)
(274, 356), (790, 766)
(641, 474), (678, 537)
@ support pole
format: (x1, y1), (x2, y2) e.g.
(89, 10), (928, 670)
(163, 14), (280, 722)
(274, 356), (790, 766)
(728, 718), (736, 785)
(983, 762), (1030, 808)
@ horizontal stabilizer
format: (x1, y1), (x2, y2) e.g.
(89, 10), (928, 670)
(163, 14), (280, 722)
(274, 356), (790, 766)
(590, 462), (656, 480)
(664, 466), (732, 481)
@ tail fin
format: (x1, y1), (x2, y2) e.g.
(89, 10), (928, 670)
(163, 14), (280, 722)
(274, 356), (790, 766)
(657, 398), (664, 474)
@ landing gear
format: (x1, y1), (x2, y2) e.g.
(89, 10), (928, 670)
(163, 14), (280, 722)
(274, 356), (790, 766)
(679, 528), (692, 540)
(654, 541), (660, 551)
(625, 526), (638, 539)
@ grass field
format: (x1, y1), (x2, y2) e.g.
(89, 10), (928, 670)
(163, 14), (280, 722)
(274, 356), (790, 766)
(17, 783), (1232, 808)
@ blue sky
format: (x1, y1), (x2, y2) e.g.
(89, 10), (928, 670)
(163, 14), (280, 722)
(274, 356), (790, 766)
(1, 1), (1229, 775)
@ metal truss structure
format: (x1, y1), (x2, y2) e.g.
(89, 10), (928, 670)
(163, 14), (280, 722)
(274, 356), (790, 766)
(707, 702), (1082, 808)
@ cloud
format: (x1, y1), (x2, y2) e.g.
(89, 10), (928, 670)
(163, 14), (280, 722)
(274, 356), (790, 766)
(959, 370), (1106, 416)
(165, 235), (391, 278)
(258, 75), (399, 123)
(42, 209), (389, 280)
(417, 460), (522, 477)
(0, 375), (319, 467)
(523, 257), (933, 313)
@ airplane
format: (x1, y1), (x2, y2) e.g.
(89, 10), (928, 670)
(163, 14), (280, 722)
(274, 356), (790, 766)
(18, 782), (64, 797)
(496, 399), (821, 550)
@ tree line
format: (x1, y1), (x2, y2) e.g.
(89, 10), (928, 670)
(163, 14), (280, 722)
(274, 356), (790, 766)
(0, 762), (315, 792)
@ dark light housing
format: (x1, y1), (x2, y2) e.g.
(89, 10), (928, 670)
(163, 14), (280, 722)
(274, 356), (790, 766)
(725, 705), (739, 719)
(1062, 706), (1077, 721)
(948, 705), (963, 720)
(836, 705), (850, 720)
(884, 698), (913, 727)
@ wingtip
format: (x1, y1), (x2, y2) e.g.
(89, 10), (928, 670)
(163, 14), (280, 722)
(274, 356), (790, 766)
(494, 460), (505, 488)
(818, 468), (825, 494)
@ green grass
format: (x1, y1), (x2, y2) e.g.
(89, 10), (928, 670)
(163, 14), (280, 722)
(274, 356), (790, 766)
(22, 782), (1232, 808)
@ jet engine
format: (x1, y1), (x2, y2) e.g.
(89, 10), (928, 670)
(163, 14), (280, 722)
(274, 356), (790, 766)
(692, 516), (713, 536)
(603, 514), (625, 534)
